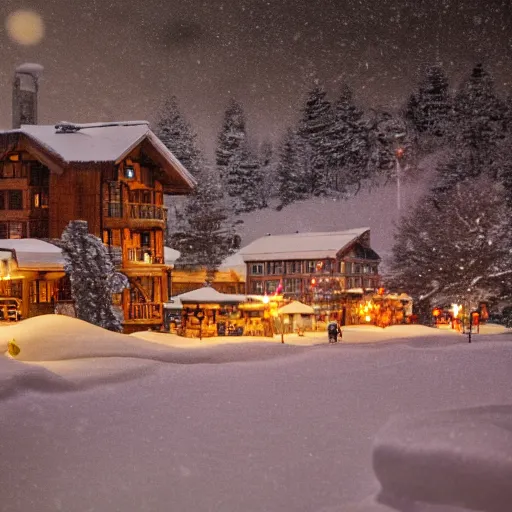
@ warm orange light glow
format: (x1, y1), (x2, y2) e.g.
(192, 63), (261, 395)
(395, 147), (404, 159)
(311, 277), (317, 286)
(432, 308), (441, 317)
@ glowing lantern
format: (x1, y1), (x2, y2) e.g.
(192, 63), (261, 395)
(432, 308), (441, 317)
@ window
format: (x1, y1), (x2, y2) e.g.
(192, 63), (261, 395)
(284, 278), (302, 293)
(265, 280), (279, 293)
(30, 280), (55, 304)
(141, 231), (151, 248)
(250, 263), (264, 275)
(345, 262), (352, 274)
(306, 261), (316, 273)
(251, 281), (264, 294)
(106, 182), (122, 217)
(8, 190), (23, 210)
(32, 189), (49, 208)
(0, 191), (24, 210)
(287, 261), (302, 274)
(354, 264), (361, 274)
(124, 166), (135, 179)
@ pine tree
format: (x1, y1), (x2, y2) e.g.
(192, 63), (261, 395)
(405, 66), (453, 146)
(60, 220), (129, 332)
(168, 170), (240, 283)
(216, 99), (247, 185)
(276, 129), (307, 210)
(325, 83), (370, 193)
(368, 110), (410, 182)
(296, 84), (334, 196)
(388, 178), (512, 320)
(454, 64), (506, 168)
(154, 96), (203, 177)
(257, 140), (276, 207)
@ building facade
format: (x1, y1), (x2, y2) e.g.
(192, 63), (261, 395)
(240, 229), (381, 324)
(0, 122), (195, 331)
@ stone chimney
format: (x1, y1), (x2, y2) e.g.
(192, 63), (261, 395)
(12, 63), (44, 128)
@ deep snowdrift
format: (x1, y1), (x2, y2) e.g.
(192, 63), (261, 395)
(0, 315), (511, 512)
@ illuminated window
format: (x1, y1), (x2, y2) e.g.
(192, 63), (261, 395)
(124, 166), (135, 179)
(29, 280), (55, 304)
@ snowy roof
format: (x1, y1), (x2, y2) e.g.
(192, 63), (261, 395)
(218, 251), (246, 277)
(278, 301), (315, 315)
(0, 122), (196, 192)
(0, 239), (65, 270)
(239, 228), (372, 261)
(173, 287), (249, 304)
(164, 247), (181, 265)
(20, 122), (153, 163)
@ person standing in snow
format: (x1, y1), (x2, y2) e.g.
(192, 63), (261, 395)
(327, 321), (342, 343)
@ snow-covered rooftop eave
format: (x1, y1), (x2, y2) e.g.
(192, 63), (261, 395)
(242, 250), (341, 262)
(144, 131), (197, 193)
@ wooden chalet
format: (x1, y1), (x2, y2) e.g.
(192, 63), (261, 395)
(240, 229), (381, 325)
(0, 121), (196, 332)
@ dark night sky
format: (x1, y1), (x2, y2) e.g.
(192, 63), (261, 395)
(1, 0), (512, 157)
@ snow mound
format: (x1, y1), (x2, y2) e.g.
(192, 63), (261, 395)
(0, 315), (306, 365)
(370, 406), (512, 511)
(0, 315), (157, 362)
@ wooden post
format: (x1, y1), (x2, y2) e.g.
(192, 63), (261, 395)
(280, 314), (284, 344)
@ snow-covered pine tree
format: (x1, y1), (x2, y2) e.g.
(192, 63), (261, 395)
(454, 64), (506, 169)
(325, 83), (370, 194)
(275, 129), (307, 210)
(405, 65), (453, 149)
(154, 96), (203, 177)
(257, 140), (276, 207)
(231, 143), (264, 214)
(60, 220), (129, 332)
(367, 110), (411, 182)
(216, 98), (247, 187)
(296, 84), (334, 196)
(216, 99), (266, 214)
(387, 178), (512, 321)
(168, 170), (240, 284)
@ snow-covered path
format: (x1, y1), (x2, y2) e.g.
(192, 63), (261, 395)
(0, 316), (511, 511)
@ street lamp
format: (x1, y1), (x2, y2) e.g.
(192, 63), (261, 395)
(394, 134), (406, 212)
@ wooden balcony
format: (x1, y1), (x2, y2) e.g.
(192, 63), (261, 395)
(127, 203), (166, 221)
(104, 202), (166, 228)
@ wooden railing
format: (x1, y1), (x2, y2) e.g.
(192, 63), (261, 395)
(128, 302), (162, 320)
(127, 203), (165, 220)
(105, 202), (165, 221)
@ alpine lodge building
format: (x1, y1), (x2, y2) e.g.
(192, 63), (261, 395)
(239, 229), (382, 326)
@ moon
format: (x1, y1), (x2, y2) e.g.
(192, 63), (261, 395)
(6, 10), (45, 46)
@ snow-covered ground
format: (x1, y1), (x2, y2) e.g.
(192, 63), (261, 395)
(0, 315), (511, 511)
